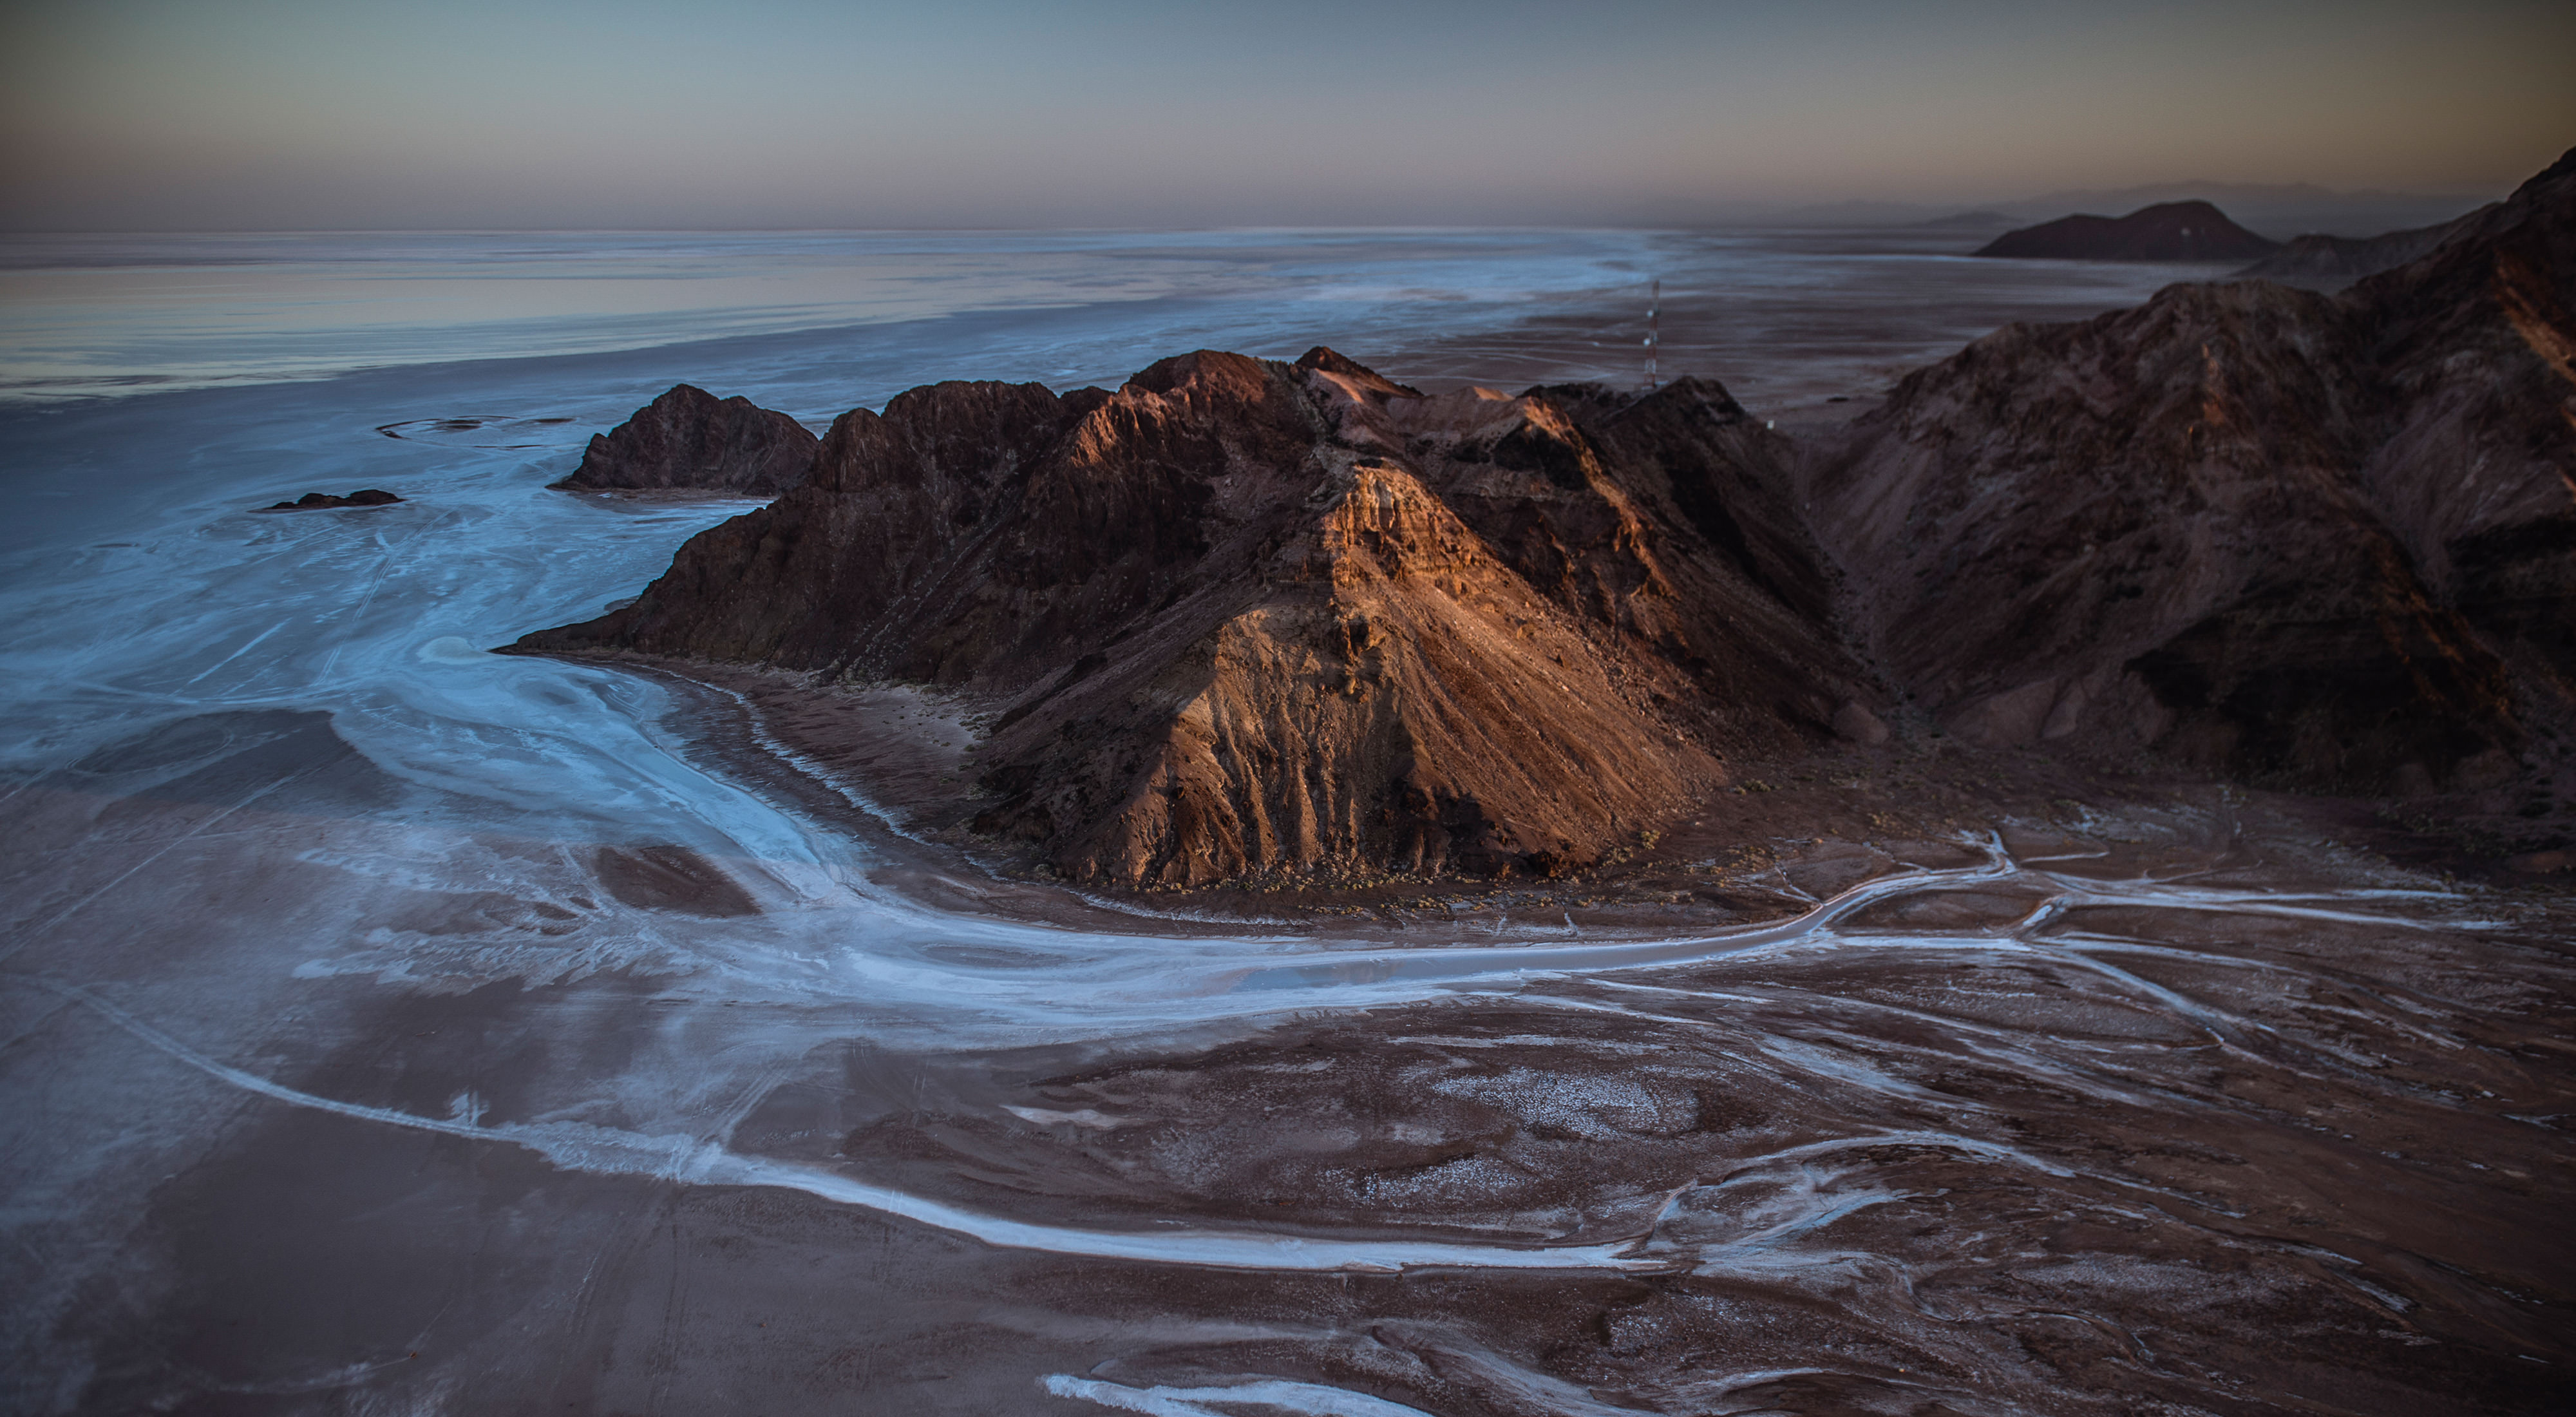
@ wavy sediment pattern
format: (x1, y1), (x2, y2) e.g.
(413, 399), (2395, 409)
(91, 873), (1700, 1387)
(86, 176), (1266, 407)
(10, 808), (2570, 1414)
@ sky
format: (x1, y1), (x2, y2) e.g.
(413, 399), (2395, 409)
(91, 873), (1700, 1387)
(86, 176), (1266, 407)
(1, 0), (2570, 231)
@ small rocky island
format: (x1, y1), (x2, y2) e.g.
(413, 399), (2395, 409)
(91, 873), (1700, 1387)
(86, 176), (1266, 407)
(513, 148), (2575, 899)
(260, 488), (403, 510)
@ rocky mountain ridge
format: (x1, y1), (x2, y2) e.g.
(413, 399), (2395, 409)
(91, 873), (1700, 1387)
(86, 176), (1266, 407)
(2235, 206), (2495, 289)
(510, 148), (2575, 890)
(1813, 145), (2573, 823)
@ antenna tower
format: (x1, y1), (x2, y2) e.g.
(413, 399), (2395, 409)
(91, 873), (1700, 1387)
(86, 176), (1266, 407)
(1643, 278), (1660, 390)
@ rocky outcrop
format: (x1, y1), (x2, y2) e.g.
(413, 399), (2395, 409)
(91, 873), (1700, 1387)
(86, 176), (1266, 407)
(2235, 209), (2488, 289)
(261, 489), (402, 510)
(1975, 200), (2281, 262)
(1811, 148), (2576, 796)
(552, 384), (817, 495)
(514, 350), (1871, 887)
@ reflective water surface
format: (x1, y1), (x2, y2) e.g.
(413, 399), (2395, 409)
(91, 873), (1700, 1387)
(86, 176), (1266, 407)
(0, 226), (2212, 408)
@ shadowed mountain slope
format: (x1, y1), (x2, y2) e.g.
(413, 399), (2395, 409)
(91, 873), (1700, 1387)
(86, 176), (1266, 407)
(2345, 152), (2576, 716)
(1810, 148), (2576, 799)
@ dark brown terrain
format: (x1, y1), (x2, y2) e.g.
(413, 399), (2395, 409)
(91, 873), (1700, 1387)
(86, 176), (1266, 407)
(551, 381), (819, 495)
(1814, 148), (2573, 854)
(513, 148), (2573, 901)
(1975, 199), (2283, 262)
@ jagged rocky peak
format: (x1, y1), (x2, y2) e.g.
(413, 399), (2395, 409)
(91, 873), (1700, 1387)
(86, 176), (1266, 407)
(513, 347), (1873, 887)
(1811, 146), (2576, 801)
(1975, 200), (2282, 262)
(553, 383), (819, 495)
(1294, 344), (1425, 400)
(980, 455), (1728, 886)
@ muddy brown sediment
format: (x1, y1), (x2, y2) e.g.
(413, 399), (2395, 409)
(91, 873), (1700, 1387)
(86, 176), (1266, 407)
(814, 869), (2575, 1417)
(592, 843), (760, 917)
(50, 767), (2573, 1416)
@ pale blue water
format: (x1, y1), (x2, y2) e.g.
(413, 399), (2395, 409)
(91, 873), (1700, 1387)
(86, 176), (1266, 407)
(0, 226), (2212, 413)
(0, 229), (1647, 404)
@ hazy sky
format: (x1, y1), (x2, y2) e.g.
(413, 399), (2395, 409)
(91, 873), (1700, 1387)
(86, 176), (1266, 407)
(3, 0), (2570, 231)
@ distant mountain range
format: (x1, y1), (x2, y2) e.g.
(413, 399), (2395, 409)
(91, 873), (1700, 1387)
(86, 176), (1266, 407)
(1765, 180), (2496, 240)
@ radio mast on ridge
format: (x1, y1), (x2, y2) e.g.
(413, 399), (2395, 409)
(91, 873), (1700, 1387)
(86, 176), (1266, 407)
(1643, 278), (1660, 390)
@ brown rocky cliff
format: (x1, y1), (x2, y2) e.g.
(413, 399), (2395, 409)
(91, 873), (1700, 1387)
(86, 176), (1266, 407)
(553, 383), (820, 495)
(513, 348), (1870, 886)
(1362, 377), (1859, 754)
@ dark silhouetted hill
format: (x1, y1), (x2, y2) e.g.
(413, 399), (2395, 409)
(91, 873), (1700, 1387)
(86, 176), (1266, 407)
(1975, 200), (2282, 262)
